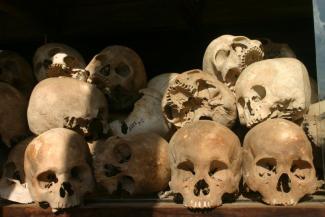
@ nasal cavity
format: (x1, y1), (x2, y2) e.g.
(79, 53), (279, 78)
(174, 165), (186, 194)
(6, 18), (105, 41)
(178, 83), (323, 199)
(193, 179), (210, 196)
(60, 182), (74, 198)
(276, 173), (291, 193)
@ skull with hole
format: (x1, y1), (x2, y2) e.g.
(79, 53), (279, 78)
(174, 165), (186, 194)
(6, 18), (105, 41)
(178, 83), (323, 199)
(0, 137), (33, 203)
(162, 69), (237, 129)
(0, 82), (30, 147)
(259, 38), (296, 59)
(235, 58), (311, 128)
(27, 77), (109, 140)
(24, 128), (94, 210)
(243, 118), (322, 205)
(33, 43), (86, 81)
(93, 133), (170, 195)
(169, 120), (242, 208)
(203, 35), (263, 91)
(86, 45), (147, 111)
(0, 51), (35, 97)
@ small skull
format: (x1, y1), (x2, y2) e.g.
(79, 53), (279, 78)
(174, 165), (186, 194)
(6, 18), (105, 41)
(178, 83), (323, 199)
(24, 128), (94, 210)
(33, 43), (86, 81)
(203, 35), (263, 90)
(93, 133), (170, 195)
(162, 69), (237, 129)
(235, 58), (311, 128)
(27, 77), (109, 140)
(259, 38), (296, 59)
(243, 118), (322, 205)
(169, 120), (242, 208)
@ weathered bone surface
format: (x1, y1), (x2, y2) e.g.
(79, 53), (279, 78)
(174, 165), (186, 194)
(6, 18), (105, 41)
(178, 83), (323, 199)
(0, 137), (33, 203)
(24, 128), (94, 210)
(169, 120), (242, 208)
(162, 69), (237, 129)
(203, 35), (263, 90)
(259, 38), (296, 59)
(110, 88), (172, 139)
(33, 43), (86, 81)
(235, 58), (311, 128)
(147, 73), (178, 96)
(0, 82), (29, 147)
(243, 118), (322, 206)
(93, 133), (170, 195)
(0, 51), (35, 97)
(27, 77), (109, 139)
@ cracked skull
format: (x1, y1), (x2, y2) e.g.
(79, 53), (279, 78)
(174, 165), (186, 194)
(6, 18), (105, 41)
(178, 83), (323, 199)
(162, 69), (237, 129)
(24, 128), (94, 210)
(27, 77), (109, 140)
(33, 43), (86, 81)
(93, 133), (170, 195)
(203, 35), (263, 90)
(235, 58), (311, 128)
(169, 120), (242, 209)
(243, 118), (322, 205)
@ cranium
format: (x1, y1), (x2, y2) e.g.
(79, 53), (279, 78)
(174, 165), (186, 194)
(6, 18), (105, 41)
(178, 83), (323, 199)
(169, 120), (242, 208)
(259, 38), (296, 59)
(27, 77), (109, 139)
(162, 69), (237, 129)
(33, 43), (86, 81)
(0, 50), (35, 97)
(243, 118), (322, 205)
(203, 35), (263, 90)
(93, 133), (170, 195)
(24, 128), (94, 211)
(235, 58), (311, 128)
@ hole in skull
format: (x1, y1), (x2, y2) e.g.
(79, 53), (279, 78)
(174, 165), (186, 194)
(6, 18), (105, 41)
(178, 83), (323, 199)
(48, 48), (62, 57)
(60, 182), (74, 198)
(104, 164), (121, 177)
(115, 63), (131, 77)
(196, 79), (216, 92)
(251, 85), (266, 100)
(290, 159), (312, 180)
(256, 158), (277, 177)
(4, 162), (22, 182)
(39, 201), (50, 209)
(177, 160), (195, 175)
(193, 179), (210, 196)
(37, 171), (58, 189)
(114, 143), (131, 163)
(225, 68), (240, 86)
(164, 104), (175, 120)
(231, 42), (248, 51)
(121, 121), (128, 135)
(99, 64), (111, 76)
(43, 59), (52, 69)
(209, 160), (228, 177)
(117, 176), (135, 195)
(276, 173), (291, 193)
(63, 56), (77, 67)
(199, 116), (212, 120)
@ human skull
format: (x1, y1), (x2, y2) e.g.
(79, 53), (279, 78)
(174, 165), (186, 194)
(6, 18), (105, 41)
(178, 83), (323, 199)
(243, 118), (322, 205)
(0, 50), (35, 97)
(27, 77), (109, 140)
(33, 43), (86, 81)
(0, 82), (30, 147)
(110, 88), (172, 139)
(93, 133), (170, 195)
(259, 38), (296, 59)
(24, 128), (94, 210)
(203, 35), (263, 90)
(0, 137), (33, 203)
(147, 73), (179, 96)
(169, 120), (241, 208)
(162, 69), (237, 129)
(235, 58), (311, 128)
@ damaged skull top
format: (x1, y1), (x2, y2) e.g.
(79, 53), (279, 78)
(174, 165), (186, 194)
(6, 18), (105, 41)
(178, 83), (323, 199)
(169, 120), (242, 209)
(235, 58), (311, 128)
(33, 43), (86, 81)
(24, 128), (94, 211)
(86, 45), (147, 111)
(27, 77), (109, 140)
(93, 133), (170, 195)
(162, 69), (237, 129)
(243, 118), (322, 206)
(202, 35), (264, 91)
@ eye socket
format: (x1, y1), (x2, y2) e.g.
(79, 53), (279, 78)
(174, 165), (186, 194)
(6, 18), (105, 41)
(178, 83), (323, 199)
(99, 64), (111, 76)
(177, 160), (195, 175)
(114, 143), (131, 163)
(37, 171), (58, 189)
(256, 158), (277, 177)
(209, 160), (228, 177)
(115, 63), (131, 77)
(290, 159), (312, 180)
(251, 85), (266, 100)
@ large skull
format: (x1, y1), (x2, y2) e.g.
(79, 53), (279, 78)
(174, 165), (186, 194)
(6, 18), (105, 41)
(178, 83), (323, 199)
(27, 77), (109, 139)
(203, 35), (263, 90)
(93, 133), (170, 195)
(235, 58), (311, 128)
(0, 137), (33, 203)
(259, 38), (296, 59)
(24, 128), (94, 210)
(243, 118), (322, 205)
(33, 43), (86, 81)
(169, 120), (242, 208)
(0, 82), (30, 147)
(162, 69), (237, 129)
(0, 51), (35, 97)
